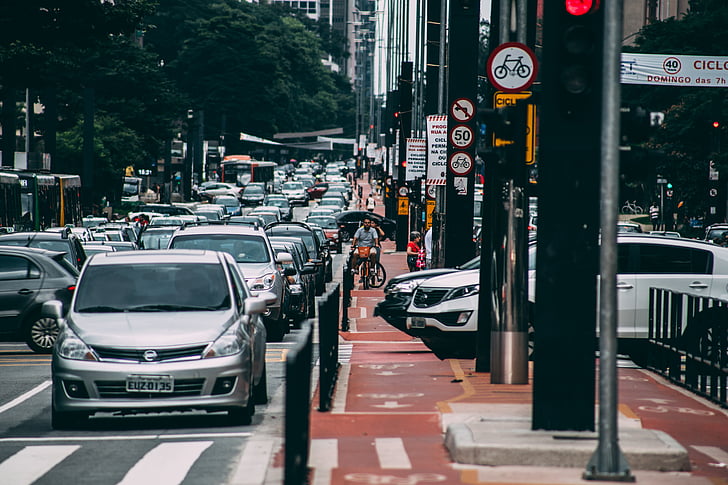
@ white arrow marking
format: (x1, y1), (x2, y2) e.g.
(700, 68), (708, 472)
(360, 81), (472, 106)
(637, 398), (672, 404)
(372, 401), (412, 409)
(374, 371), (402, 376)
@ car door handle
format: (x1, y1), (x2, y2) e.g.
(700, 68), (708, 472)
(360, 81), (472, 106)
(689, 282), (709, 289)
(18, 289), (34, 295)
(616, 282), (633, 290)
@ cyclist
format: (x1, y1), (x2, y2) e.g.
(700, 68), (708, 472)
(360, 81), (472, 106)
(350, 216), (380, 273)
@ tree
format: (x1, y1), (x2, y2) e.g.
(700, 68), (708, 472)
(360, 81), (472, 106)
(622, 0), (728, 218)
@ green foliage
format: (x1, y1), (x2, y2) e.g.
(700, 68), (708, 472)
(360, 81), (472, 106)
(621, 1), (728, 217)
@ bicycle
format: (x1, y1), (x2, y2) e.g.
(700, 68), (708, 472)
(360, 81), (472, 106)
(620, 200), (644, 214)
(369, 261), (387, 288)
(356, 246), (372, 289)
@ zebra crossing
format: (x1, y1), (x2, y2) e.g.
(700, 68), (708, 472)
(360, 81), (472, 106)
(0, 437), (276, 485)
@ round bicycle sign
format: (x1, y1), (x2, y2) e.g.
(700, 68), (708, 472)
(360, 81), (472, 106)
(487, 42), (538, 92)
(449, 125), (474, 149)
(449, 151), (474, 175)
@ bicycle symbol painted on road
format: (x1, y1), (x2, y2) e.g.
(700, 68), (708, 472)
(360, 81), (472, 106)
(637, 405), (715, 416)
(493, 54), (532, 80)
(344, 473), (448, 484)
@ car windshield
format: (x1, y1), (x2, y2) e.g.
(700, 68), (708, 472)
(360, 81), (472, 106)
(306, 216), (338, 229)
(169, 234), (270, 263)
(75, 263), (230, 312)
(140, 230), (174, 249)
(244, 186), (264, 195)
(0, 239), (73, 265)
(283, 182), (303, 190)
(320, 199), (342, 206)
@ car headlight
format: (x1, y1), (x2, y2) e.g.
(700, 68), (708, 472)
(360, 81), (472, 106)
(444, 284), (480, 301)
(247, 272), (277, 291)
(203, 324), (247, 358)
(388, 278), (428, 295)
(56, 325), (98, 361)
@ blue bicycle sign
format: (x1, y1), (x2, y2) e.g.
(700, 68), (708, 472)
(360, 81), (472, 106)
(487, 42), (538, 92)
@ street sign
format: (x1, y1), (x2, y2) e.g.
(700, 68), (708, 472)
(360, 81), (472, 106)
(487, 43), (538, 92)
(398, 186), (409, 197)
(397, 197), (409, 215)
(449, 151), (474, 175)
(492, 91), (536, 164)
(449, 125), (475, 149)
(450, 98), (475, 122)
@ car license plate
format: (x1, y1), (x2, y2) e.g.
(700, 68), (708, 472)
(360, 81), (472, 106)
(126, 375), (174, 393)
(410, 316), (426, 329)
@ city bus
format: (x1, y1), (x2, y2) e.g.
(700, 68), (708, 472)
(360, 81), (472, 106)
(55, 174), (83, 227)
(121, 176), (143, 202)
(18, 171), (57, 230)
(221, 156), (278, 192)
(0, 172), (22, 230)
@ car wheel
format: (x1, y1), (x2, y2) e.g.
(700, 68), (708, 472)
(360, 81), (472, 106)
(254, 362), (268, 405)
(340, 229), (352, 242)
(227, 399), (254, 426)
(25, 313), (60, 354)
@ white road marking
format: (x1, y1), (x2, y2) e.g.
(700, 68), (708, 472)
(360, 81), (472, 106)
(0, 445), (80, 485)
(0, 432), (251, 443)
(0, 380), (51, 415)
(375, 438), (412, 469)
(310, 438), (339, 485)
(360, 307), (367, 318)
(116, 441), (213, 485)
(692, 446), (728, 467)
(230, 439), (276, 485)
(332, 363), (351, 414)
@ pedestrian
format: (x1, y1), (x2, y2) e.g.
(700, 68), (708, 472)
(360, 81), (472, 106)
(423, 227), (432, 269)
(366, 193), (376, 211)
(649, 202), (660, 230)
(406, 231), (421, 272)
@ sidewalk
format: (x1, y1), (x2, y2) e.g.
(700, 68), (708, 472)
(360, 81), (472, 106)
(307, 176), (728, 485)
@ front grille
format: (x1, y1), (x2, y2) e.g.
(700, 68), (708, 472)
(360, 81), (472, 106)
(95, 379), (205, 399)
(92, 345), (207, 362)
(413, 288), (449, 308)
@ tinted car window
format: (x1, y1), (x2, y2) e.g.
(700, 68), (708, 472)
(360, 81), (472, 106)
(621, 243), (712, 274)
(0, 255), (40, 280)
(170, 234), (270, 263)
(75, 263), (230, 312)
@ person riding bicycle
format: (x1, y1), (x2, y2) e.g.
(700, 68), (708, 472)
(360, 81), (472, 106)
(350, 216), (379, 272)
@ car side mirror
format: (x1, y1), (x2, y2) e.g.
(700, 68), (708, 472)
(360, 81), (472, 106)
(302, 262), (317, 274)
(275, 251), (293, 265)
(244, 297), (268, 315)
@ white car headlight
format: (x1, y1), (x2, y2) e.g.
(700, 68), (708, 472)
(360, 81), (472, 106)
(444, 284), (480, 301)
(203, 324), (247, 358)
(388, 278), (428, 295)
(247, 272), (277, 291)
(56, 325), (98, 361)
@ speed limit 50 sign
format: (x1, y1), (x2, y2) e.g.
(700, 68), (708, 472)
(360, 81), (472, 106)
(449, 125), (474, 149)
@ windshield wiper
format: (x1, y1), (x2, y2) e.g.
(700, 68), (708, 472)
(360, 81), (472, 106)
(126, 304), (219, 312)
(77, 305), (126, 313)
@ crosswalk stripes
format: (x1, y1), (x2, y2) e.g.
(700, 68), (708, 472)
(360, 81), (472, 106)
(338, 343), (353, 363)
(310, 437), (412, 473)
(0, 445), (80, 485)
(117, 441), (213, 485)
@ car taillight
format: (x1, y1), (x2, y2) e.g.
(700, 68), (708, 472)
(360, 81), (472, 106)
(67, 285), (76, 292)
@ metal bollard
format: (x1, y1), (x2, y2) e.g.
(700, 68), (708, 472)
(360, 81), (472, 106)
(341, 262), (352, 331)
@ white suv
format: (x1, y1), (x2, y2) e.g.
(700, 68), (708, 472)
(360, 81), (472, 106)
(168, 224), (291, 341)
(405, 235), (728, 358)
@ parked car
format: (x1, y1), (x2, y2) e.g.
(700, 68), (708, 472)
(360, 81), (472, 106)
(268, 236), (317, 318)
(167, 224), (291, 341)
(265, 222), (326, 295)
(305, 215), (343, 253)
(374, 257), (479, 337)
(0, 229), (88, 270)
(0, 246), (78, 353)
(335, 210), (397, 241)
(281, 181), (308, 206)
(240, 185), (266, 206)
(48, 249), (270, 429)
(402, 235), (728, 360)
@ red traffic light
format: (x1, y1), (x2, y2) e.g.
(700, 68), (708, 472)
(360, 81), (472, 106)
(713, 121), (720, 128)
(400, 160), (407, 167)
(565, 0), (599, 15)
(393, 111), (399, 118)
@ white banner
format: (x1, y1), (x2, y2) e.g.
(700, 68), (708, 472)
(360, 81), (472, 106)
(621, 53), (728, 87)
(426, 115), (448, 185)
(405, 138), (427, 181)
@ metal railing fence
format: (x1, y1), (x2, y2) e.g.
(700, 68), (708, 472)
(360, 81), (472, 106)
(284, 320), (313, 485)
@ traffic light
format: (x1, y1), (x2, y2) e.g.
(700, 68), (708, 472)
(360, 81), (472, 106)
(476, 103), (527, 171)
(544, 0), (603, 119)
